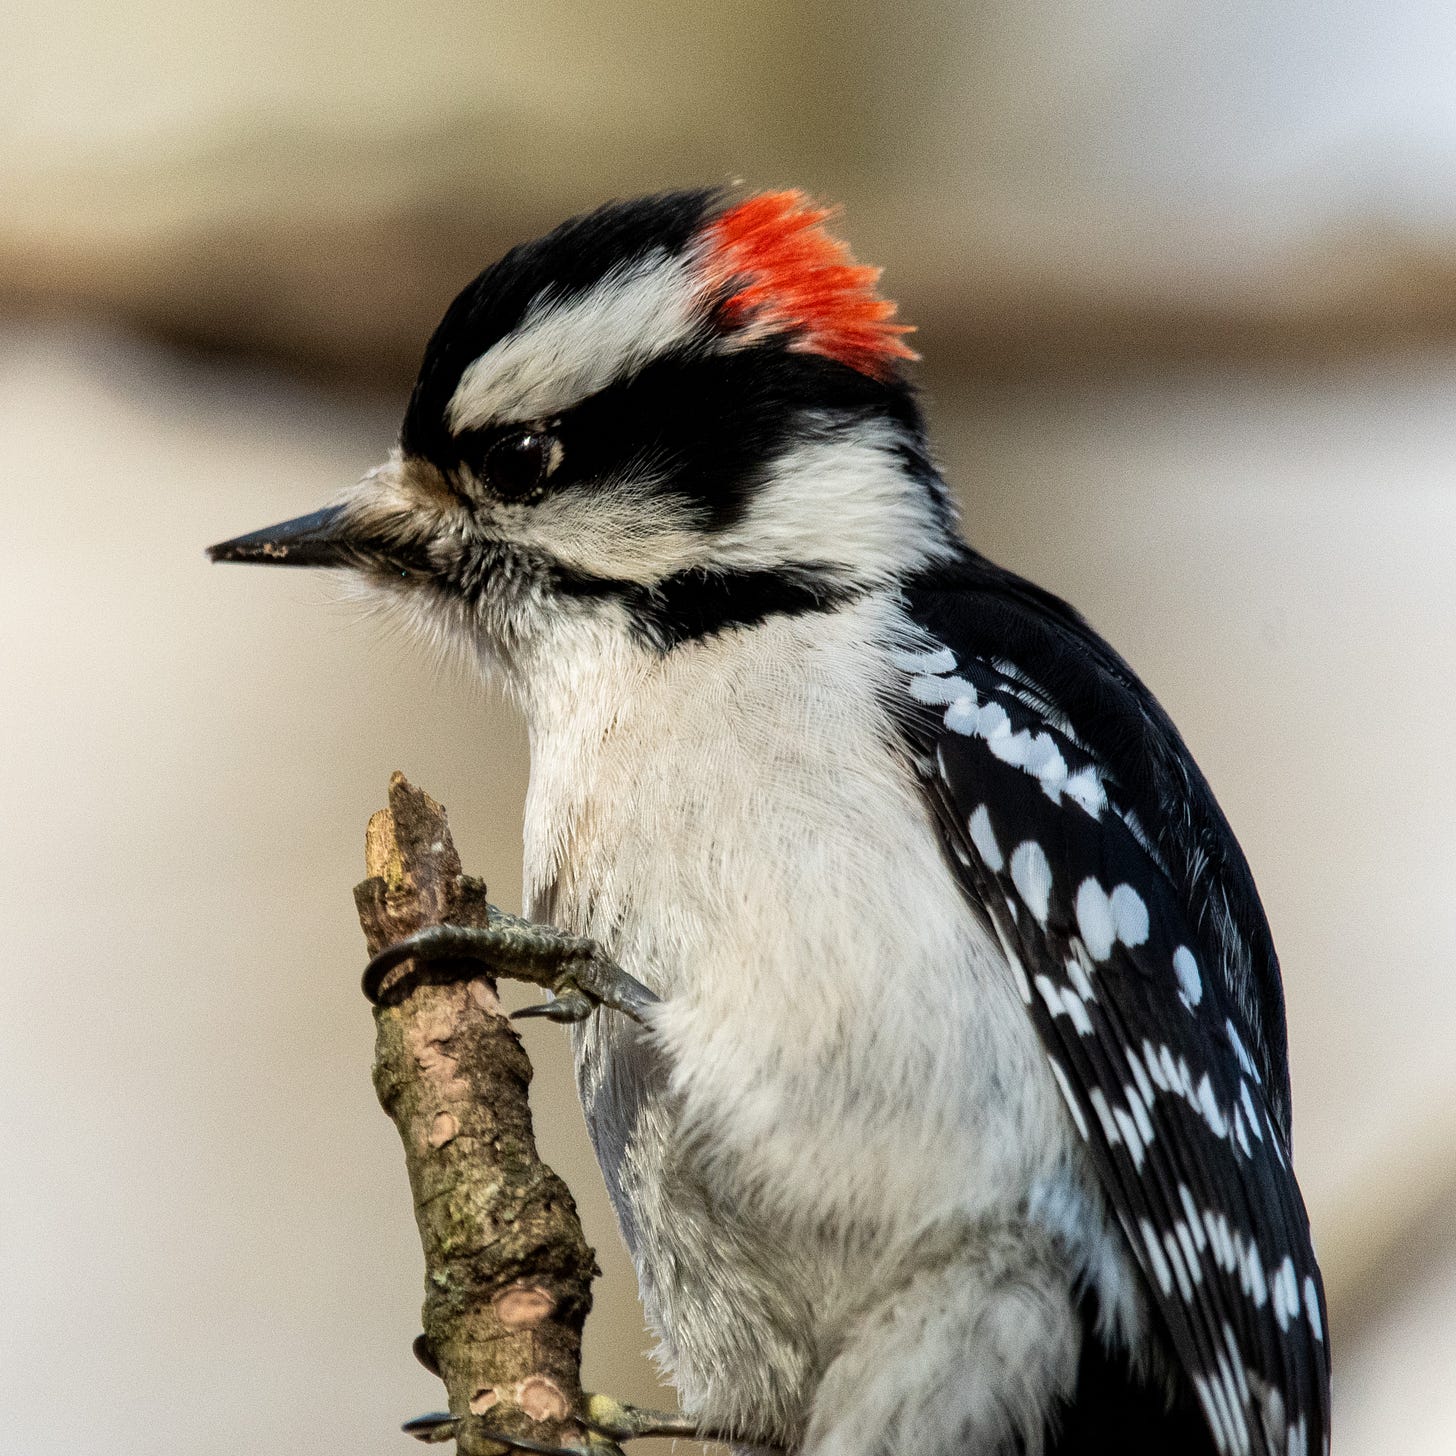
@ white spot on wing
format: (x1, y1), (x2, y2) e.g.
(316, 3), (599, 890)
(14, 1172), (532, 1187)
(1087, 1088), (1124, 1152)
(1243, 1240), (1268, 1307)
(1226, 1019), (1262, 1083)
(1218, 1354), (1252, 1456)
(1234, 1105), (1252, 1156)
(1021, 731), (1067, 788)
(967, 804), (1004, 871)
(1113, 1102), (1147, 1166)
(1206, 1210), (1236, 1273)
(1046, 1056), (1089, 1139)
(890, 645), (957, 674)
(1128, 1049), (1156, 1109)
(1134, 1038), (1251, 1152)
(1273, 1255), (1300, 1331)
(1065, 951), (1095, 1002)
(1174, 1220), (1203, 1285)
(1304, 1277), (1323, 1342)
(909, 673), (974, 705)
(1239, 1082), (1264, 1143)
(1162, 1228), (1195, 1300)
(1000, 939), (1033, 1003)
(1179, 1186), (1208, 1249)
(1124, 1082), (1155, 1147)
(1140, 1218), (1174, 1296)
(1222, 1323), (1251, 1404)
(1174, 944), (1203, 1008)
(1074, 878), (1148, 960)
(974, 701), (1011, 741)
(1195, 1373), (1233, 1455)
(1141, 1039), (1170, 1092)
(1110, 883), (1149, 946)
(1288, 1414), (1309, 1456)
(1009, 840), (1052, 925)
(1062, 764), (1107, 815)
(942, 698), (978, 735)
(929, 668), (1108, 815)
(1197, 1074), (1229, 1138)
(1035, 974), (1094, 1037)
(1074, 878), (1116, 960)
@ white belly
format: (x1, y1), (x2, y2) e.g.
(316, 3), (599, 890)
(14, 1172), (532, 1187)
(517, 597), (1088, 1436)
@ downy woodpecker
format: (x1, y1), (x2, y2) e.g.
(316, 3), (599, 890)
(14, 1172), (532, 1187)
(211, 189), (1330, 1456)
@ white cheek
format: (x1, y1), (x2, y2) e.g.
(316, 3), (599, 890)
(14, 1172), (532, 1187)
(504, 481), (707, 585)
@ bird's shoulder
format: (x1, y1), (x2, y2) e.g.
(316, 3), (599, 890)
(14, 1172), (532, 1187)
(897, 549), (1290, 1120)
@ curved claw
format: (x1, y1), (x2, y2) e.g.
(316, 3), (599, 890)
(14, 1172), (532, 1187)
(362, 921), (658, 1024)
(363, 924), (493, 1004)
(570, 963), (658, 1023)
(511, 989), (595, 1024)
(402, 1411), (461, 1443)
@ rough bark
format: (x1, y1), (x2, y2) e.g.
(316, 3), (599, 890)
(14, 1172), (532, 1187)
(354, 772), (599, 1456)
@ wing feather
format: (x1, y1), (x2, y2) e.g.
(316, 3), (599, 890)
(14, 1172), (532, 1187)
(894, 592), (1330, 1456)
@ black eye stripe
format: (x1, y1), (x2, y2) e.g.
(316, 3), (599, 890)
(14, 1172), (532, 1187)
(544, 343), (919, 529)
(424, 342), (924, 526)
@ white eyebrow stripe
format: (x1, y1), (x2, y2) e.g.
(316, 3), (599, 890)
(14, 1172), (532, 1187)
(446, 248), (705, 431)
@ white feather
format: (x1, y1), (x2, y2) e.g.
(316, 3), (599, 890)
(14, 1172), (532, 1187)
(447, 249), (704, 430)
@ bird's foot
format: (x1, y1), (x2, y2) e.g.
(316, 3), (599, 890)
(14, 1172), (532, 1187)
(401, 1411), (461, 1444)
(362, 909), (656, 1024)
(580, 1392), (743, 1444)
(400, 1393), (754, 1452)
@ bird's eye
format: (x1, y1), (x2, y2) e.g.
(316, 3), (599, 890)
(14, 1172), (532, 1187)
(484, 429), (560, 501)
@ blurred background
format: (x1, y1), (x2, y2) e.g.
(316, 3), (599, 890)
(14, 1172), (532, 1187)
(3, 2), (1454, 1452)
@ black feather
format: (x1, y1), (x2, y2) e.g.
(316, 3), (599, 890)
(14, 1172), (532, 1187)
(1048, 1294), (1217, 1455)
(897, 553), (1330, 1456)
(553, 559), (861, 651)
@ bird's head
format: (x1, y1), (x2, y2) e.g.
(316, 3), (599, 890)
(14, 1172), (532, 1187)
(210, 188), (957, 684)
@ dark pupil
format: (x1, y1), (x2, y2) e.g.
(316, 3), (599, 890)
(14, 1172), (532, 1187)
(487, 431), (548, 498)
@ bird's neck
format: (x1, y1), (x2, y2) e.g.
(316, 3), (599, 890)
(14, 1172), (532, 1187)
(513, 591), (914, 939)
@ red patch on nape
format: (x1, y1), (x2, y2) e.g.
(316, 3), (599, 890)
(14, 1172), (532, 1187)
(699, 191), (918, 380)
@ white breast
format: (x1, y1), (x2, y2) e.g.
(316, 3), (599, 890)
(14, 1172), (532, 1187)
(515, 593), (1079, 1246)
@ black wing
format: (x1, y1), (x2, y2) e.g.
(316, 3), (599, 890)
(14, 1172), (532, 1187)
(897, 553), (1330, 1456)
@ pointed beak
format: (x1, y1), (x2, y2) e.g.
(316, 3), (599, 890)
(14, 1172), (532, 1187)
(207, 505), (360, 568)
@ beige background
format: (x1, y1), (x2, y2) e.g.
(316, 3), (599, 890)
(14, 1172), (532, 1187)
(4, 4), (1456, 1453)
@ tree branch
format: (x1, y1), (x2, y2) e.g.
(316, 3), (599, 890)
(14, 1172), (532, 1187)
(354, 773), (598, 1456)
